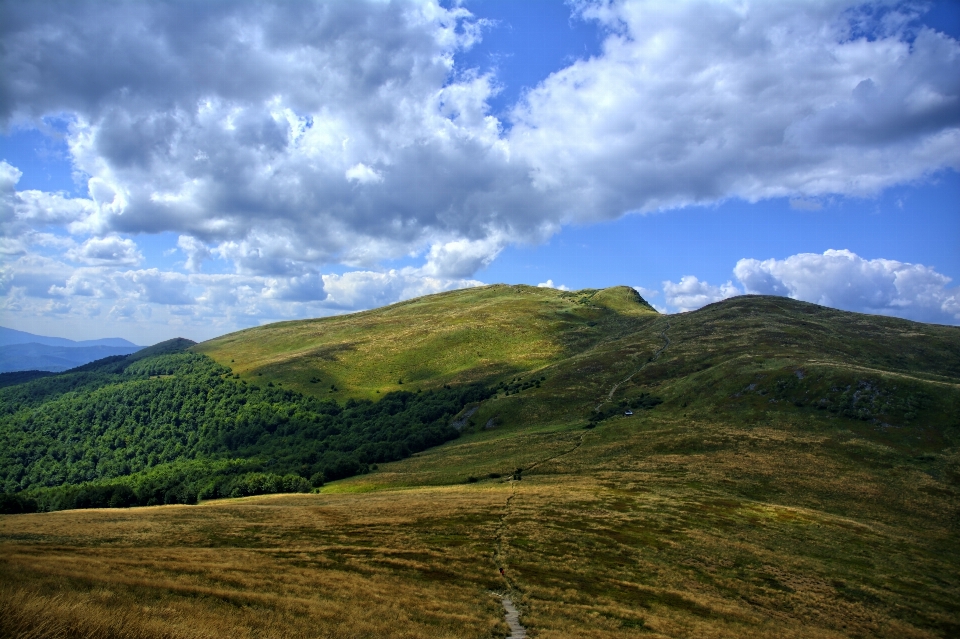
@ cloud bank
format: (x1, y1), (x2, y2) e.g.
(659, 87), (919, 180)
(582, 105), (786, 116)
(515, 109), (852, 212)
(1, 0), (958, 339)
(664, 249), (960, 324)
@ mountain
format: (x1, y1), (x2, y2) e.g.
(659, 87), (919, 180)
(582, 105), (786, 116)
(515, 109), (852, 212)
(0, 326), (144, 373)
(0, 326), (140, 349)
(194, 284), (659, 400)
(4, 284), (958, 503)
(1, 286), (958, 638)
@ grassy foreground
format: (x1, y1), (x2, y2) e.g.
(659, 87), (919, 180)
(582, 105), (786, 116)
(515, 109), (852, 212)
(2, 286), (959, 637)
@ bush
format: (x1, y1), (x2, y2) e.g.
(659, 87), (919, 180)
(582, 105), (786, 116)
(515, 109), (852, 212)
(0, 492), (37, 514)
(281, 474), (311, 493)
(108, 485), (137, 508)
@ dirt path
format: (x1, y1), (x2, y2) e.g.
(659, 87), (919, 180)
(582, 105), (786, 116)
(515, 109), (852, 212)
(596, 320), (671, 410)
(500, 596), (527, 638)
(487, 323), (671, 635)
(492, 485), (527, 637)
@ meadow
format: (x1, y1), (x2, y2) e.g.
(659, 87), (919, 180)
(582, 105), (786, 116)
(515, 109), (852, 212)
(3, 409), (957, 637)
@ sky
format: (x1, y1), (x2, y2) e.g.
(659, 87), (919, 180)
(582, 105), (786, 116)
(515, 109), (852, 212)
(1, 0), (958, 344)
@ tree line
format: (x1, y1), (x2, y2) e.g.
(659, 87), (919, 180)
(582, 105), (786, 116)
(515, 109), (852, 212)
(0, 349), (492, 513)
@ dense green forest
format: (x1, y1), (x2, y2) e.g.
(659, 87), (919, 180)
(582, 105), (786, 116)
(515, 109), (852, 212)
(0, 342), (491, 513)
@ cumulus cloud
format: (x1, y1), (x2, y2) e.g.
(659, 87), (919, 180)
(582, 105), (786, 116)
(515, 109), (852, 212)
(321, 269), (482, 310)
(511, 0), (960, 217)
(3, 248), (482, 341)
(2, 0), (955, 284)
(66, 235), (142, 266)
(121, 269), (195, 306)
(176, 235), (211, 272)
(734, 249), (960, 324)
(345, 163), (383, 185)
(537, 279), (570, 291)
(1, 161), (98, 238)
(663, 276), (740, 312)
(264, 272), (327, 303)
(660, 250), (959, 324)
(422, 236), (504, 278)
(1, 0), (523, 273)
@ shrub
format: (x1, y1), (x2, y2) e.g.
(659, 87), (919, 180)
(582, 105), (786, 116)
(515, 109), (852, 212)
(0, 492), (37, 514)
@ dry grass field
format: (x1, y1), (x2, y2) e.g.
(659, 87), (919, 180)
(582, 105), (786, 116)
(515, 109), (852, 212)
(3, 410), (958, 638)
(0, 487), (511, 639)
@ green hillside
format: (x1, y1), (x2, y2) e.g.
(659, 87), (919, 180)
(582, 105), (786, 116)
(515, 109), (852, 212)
(0, 338), (491, 511)
(3, 285), (958, 508)
(194, 284), (658, 400)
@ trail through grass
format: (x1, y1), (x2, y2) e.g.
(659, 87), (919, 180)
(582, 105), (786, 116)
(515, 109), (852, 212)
(601, 319), (671, 405)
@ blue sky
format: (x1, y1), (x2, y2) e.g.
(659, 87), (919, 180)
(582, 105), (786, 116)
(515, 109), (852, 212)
(1, 0), (958, 343)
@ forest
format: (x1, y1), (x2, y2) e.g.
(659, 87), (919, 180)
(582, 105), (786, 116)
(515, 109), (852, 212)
(0, 344), (492, 513)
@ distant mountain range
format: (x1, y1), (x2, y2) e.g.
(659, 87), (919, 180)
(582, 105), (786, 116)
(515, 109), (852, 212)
(0, 326), (144, 373)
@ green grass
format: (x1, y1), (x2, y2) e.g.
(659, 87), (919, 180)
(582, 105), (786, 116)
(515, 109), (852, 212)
(194, 284), (658, 401)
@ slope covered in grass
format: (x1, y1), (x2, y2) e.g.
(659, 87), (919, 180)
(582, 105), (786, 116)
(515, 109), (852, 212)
(2, 286), (959, 637)
(194, 284), (658, 400)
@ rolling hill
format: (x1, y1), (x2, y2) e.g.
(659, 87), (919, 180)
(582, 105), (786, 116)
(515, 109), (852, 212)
(1, 285), (958, 638)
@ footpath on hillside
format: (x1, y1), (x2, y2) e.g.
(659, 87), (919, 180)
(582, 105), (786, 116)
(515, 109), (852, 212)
(492, 320), (672, 636)
(500, 595), (526, 638)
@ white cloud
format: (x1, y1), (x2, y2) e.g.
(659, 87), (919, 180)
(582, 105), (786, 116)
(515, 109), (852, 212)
(264, 272), (327, 303)
(176, 235), (212, 272)
(2, 0), (955, 285)
(3, 246), (484, 342)
(663, 276), (740, 312)
(734, 249), (960, 324)
(658, 249), (960, 324)
(511, 0), (960, 217)
(66, 235), (142, 266)
(14, 190), (98, 228)
(121, 269), (195, 306)
(1, 161), (98, 238)
(422, 236), (504, 278)
(321, 268), (482, 310)
(0, 161), (22, 222)
(537, 279), (570, 291)
(345, 163), (383, 184)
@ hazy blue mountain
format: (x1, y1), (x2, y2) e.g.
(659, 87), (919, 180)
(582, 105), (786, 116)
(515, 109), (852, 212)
(0, 327), (144, 373)
(0, 326), (140, 349)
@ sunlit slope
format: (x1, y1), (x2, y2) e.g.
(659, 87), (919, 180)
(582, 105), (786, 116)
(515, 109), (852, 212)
(194, 284), (658, 399)
(334, 294), (960, 489)
(198, 287), (959, 448)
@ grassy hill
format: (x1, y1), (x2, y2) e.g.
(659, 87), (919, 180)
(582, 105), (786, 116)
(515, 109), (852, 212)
(194, 284), (658, 400)
(2, 285), (959, 638)
(196, 285), (958, 434)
